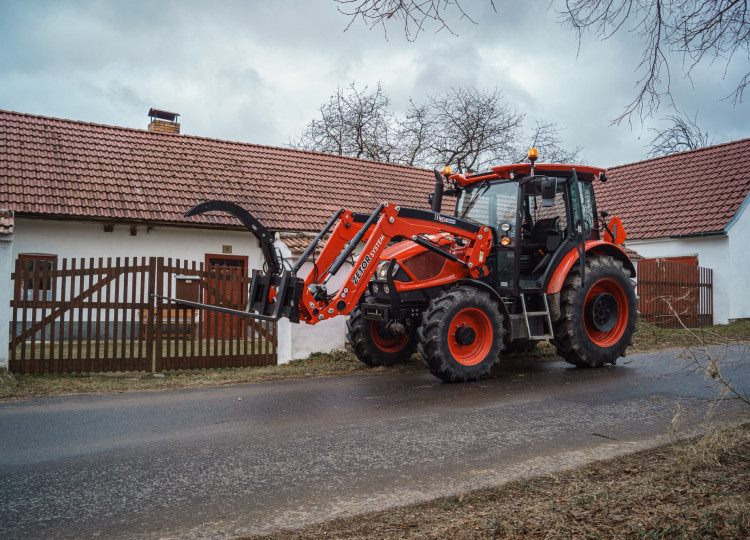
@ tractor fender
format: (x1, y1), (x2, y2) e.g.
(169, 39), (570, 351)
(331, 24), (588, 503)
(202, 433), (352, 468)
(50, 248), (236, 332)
(545, 240), (636, 295)
(455, 278), (512, 333)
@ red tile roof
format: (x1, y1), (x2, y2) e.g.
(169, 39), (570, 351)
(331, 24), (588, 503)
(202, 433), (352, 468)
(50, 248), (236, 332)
(278, 232), (328, 255)
(596, 138), (750, 240)
(0, 109), (439, 232)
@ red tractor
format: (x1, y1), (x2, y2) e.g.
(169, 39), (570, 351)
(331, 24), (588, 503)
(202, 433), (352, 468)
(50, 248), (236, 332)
(173, 150), (637, 382)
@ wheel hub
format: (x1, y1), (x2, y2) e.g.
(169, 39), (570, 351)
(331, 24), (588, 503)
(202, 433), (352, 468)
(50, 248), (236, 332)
(454, 325), (476, 346)
(588, 293), (619, 332)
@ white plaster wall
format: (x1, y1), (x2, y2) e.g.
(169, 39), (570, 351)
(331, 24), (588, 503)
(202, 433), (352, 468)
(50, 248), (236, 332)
(287, 257), (354, 360)
(627, 235), (731, 324)
(12, 219), (266, 269)
(0, 233), (13, 371)
(726, 194), (750, 321)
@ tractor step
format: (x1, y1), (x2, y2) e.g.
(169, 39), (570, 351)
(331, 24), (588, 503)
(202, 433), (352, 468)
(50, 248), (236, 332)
(520, 293), (554, 340)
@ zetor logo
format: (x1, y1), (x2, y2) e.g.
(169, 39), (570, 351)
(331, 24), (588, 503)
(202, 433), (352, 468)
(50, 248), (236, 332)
(352, 234), (386, 285)
(435, 214), (456, 225)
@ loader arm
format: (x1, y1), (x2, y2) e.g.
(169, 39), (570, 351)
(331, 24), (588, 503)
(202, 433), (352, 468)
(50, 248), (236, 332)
(296, 203), (493, 324)
(160, 201), (492, 326)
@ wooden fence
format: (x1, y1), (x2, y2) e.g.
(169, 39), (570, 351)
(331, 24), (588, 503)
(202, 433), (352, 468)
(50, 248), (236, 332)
(9, 257), (276, 374)
(637, 258), (713, 328)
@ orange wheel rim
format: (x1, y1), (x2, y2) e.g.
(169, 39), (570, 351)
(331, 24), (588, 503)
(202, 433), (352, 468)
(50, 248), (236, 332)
(448, 307), (493, 366)
(584, 278), (628, 347)
(370, 321), (409, 353)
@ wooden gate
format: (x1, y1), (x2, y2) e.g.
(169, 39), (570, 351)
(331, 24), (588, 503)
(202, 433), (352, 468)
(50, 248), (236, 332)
(9, 257), (277, 374)
(637, 258), (713, 328)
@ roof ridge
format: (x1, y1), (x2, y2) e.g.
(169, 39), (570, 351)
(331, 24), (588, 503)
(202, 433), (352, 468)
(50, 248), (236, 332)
(0, 108), (431, 172)
(609, 136), (750, 170)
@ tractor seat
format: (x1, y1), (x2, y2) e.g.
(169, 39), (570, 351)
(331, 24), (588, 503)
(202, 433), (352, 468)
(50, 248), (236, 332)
(521, 217), (562, 276)
(523, 216), (561, 251)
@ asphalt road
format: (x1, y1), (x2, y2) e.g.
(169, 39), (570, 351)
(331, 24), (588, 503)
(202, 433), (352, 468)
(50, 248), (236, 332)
(1, 345), (748, 539)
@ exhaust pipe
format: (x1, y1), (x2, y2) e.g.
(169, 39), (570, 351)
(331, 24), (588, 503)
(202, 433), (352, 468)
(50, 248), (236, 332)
(431, 169), (443, 213)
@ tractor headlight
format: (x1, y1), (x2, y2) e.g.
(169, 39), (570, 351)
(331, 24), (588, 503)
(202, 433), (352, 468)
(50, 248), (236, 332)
(383, 283), (390, 295)
(376, 260), (390, 280)
(500, 222), (512, 233)
(371, 283), (379, 294)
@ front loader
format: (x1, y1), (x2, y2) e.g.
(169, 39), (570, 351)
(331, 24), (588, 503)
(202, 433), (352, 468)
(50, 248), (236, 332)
(167, 150), (637, 382)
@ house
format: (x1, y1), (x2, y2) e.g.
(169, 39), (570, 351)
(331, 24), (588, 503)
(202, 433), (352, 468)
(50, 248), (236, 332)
(0, 109), (438, 370)
(596, 138), (750, 324)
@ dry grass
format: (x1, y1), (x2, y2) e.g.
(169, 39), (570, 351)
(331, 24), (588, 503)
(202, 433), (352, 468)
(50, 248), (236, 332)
(630, 318), (750, 353)
(2, 319), (748, 401)
(244, 422), (750, 539)
(0, 349), (424, 400)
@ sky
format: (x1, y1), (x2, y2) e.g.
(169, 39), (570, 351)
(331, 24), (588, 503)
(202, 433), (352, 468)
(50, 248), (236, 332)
(1, 0), (748, 168)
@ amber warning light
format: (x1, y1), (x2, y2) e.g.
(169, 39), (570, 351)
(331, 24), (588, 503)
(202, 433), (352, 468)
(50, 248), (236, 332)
(527, 148), (538, 162)
(443, 166), (452, 176)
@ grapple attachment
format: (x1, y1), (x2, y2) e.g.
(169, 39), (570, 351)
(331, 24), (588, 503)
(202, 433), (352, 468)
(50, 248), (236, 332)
(247, 269), (304, 323)
(156, 199), (304, 322)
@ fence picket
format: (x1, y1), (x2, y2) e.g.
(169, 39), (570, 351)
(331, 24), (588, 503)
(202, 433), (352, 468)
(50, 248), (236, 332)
(8, 256), (276, 374)
(57, 258), (67, 372)
(637, 258), (713, 328)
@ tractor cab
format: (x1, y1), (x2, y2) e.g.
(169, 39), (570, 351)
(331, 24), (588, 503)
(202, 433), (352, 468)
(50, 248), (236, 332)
(453, 160), (604, 295)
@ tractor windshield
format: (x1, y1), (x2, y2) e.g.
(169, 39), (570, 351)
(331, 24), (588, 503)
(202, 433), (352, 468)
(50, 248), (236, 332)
(457, 181), (518, 234)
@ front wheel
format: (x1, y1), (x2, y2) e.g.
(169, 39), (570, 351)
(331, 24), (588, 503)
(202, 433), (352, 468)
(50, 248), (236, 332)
(346, 301), (418, 367)
(418, 287), (505, 382)
(553, 256), (638, 367)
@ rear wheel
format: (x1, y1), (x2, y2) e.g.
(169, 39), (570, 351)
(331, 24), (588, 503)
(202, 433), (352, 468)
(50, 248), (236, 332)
(553, 256), (637, 367)
(346, 300), (418, 367)
(418, 287), (505, 382)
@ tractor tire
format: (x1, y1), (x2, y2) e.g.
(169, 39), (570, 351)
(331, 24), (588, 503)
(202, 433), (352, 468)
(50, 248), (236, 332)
(417, 286), (505, 382)
(553, 255), (637, 368)
(346, 301), (418, 367)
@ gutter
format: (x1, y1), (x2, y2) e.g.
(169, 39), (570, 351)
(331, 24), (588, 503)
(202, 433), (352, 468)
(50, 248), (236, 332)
(669, 230), (727, 239)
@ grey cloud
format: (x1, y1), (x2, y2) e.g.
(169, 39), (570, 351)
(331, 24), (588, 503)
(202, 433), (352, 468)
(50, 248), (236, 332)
(0, 0), (746, 170)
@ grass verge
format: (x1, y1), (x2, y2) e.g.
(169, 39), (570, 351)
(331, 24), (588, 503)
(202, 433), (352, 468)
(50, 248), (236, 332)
(242, 422), (750, 539)
(2, 319), (748, 400)
(0, 349), (423, 399)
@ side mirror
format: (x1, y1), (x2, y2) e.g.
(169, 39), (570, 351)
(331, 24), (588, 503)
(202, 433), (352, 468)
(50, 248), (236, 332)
(600, 210), (609, 219)
(541, 177), (557, 207)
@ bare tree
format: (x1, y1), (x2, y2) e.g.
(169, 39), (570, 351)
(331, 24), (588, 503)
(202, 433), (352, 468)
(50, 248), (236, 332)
(523, 119), (583, 164)
(292, 83), (579, 173)
(392, 98), (432, 167)
(645, 112), (714, 158)
(336, 1), (749, 125)
(334, 0), (494, 41)
(559, 0), (749, 124)
(291, 82), (396, 162)
(425, 86), (523, 172)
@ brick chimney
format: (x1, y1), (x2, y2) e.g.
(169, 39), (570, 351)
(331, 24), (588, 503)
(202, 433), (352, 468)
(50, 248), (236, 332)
(147, 108), (180, 134)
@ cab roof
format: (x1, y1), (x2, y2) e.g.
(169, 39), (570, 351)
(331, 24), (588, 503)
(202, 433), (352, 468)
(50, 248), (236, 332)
(451, 163), (607, 187)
